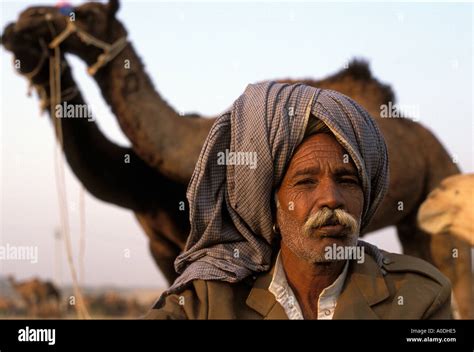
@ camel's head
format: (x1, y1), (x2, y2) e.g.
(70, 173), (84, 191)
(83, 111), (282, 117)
(418, 174), (474, 245)
(1, 0), (125, 80)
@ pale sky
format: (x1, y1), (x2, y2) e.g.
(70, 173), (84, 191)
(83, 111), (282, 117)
(0, 0), (472, 288)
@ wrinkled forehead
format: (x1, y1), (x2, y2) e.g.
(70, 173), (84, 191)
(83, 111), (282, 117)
(289, 133), (358, 173)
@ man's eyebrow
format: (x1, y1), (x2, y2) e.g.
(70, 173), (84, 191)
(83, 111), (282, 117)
(291, 166), (320, 178)
(291, 165), (358, 178)
(333, 166), (359, 177)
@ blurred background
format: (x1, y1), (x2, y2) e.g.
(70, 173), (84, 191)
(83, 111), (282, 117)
(0, 0), (472, 317)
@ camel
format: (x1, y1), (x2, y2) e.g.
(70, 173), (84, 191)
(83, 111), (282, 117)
(418, 174), (474, 246)
(418, 174), (474, 318)
(1, 0), (472, 318)
(84, 291), (143, 317)
(8, 276), (62, 317)
(0, 296), (17, 316)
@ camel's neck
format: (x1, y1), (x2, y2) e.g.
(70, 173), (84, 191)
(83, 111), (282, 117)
(75, 38), (214, 182)
(93, 41), (180, 126)
(35, 60), (162, 211)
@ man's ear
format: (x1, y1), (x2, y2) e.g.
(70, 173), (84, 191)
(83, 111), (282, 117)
(274, 189), (280, 208)
(108, 0), (120, 18)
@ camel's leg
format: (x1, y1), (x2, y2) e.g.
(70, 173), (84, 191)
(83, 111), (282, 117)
(136, 213), (183, 285)
(430, 234), (473, 319)
(50, 297), (61, 318)
(31, 300), (39, 318)
(396, 213), (433, 261)
(148, 237), (181, 285)
(57, 298), (63, 318)
(397, 213), (473, 319)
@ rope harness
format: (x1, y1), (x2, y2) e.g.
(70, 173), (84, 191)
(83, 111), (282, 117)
(48, 16), (128, 76)
(18, 12), (128, 319)
(23, 13), (128, 110)
(48, 15), (90, 320)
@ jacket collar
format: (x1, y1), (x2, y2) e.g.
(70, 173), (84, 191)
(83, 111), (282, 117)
(333, 253), (389, 319)
(246, 261), (289, 319)
(246, 253), (389, 319)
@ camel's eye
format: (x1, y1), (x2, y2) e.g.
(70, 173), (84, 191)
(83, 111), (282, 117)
(76, 10), (96, 27)
(84, 12), (95, 26)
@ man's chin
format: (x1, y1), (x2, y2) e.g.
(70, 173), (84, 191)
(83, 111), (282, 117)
(281, 231), (359, 264)
(299, 253), (343, 265)
(311, 234), (351, 247)
(298, 236), (357, 261)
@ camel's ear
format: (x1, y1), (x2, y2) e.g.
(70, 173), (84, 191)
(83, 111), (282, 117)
(108, 0), (120, 17)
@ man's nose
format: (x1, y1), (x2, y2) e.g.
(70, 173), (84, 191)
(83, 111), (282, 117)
(314, 179), (344, 210)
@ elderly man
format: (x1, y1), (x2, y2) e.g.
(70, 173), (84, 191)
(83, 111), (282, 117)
(146, 82), (451, 320)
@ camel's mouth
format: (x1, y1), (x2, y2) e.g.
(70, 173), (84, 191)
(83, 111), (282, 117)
(418, 206), (456, 235)
(1, 8), (70, 56)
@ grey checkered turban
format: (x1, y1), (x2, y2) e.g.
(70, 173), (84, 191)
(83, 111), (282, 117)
(163, 81), (389, 297)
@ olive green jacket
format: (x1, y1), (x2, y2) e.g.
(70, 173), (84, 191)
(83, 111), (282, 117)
(145, 252), (452, 320)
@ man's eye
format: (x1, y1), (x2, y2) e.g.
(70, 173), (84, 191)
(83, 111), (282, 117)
(340, 177), (359, 185)
(295, 179), (315, 186)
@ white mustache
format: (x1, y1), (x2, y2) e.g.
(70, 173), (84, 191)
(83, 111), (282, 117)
(302, 208), (358, 236)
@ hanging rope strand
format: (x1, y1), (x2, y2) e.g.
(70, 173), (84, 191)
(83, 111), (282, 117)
(79, 185), (86, 286)
(49, 34), (90, 320)
(22, 13), (128, 319)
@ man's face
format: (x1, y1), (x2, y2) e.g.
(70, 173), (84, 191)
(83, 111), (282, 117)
(276, 133), (364, 263)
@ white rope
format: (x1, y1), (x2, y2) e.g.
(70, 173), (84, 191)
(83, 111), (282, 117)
(48, 18), (128, 76)
(48, 22), (90, 319)
(46, 17), (128, 317)
(79, 185), (86, 286)
(54, 229), (63, 288)
(19, 14), (128, 319)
